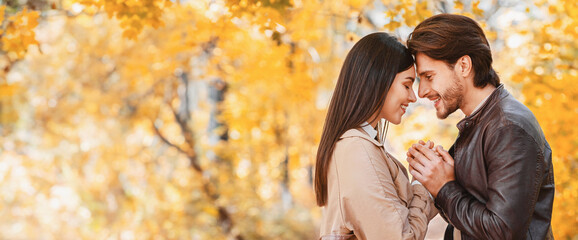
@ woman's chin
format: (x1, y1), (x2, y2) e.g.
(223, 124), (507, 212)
(387, 117), (402, 125)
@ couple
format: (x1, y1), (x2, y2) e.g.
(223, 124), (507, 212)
(315, 14), (555, 240)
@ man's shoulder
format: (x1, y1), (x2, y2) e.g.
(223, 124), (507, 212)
(497, 95), (539, 126)
(484, 95), (546, 142)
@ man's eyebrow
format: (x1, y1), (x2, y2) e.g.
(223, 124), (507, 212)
(418, 70), (434, 77)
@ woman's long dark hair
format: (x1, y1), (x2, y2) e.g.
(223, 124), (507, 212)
(315, 32), (414, 206)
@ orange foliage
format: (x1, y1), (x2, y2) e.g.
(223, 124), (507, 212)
(0, 0), (576, 239)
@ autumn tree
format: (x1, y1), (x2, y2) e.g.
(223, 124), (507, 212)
(0, 0), (347, 238)
(1, 0), (577, 239)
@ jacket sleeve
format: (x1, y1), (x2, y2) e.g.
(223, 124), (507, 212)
(335, 138), (433, 240)
(435, 125), (545, 239)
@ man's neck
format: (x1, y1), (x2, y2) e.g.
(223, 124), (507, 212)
(461, 84), (497, 116)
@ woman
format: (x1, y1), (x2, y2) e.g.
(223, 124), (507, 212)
(315, 32), (437, 240)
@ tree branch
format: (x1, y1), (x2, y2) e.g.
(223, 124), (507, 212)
(152, 121), (202, 173)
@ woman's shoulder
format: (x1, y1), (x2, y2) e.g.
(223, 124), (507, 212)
(333, 129), (384, 165)
(334, 129), (407, 178)
(337, 128), (382, 148)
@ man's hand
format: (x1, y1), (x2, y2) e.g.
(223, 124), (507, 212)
(407, 143), (455, 198)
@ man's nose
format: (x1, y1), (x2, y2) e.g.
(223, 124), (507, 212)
(418, 80), (430, 98)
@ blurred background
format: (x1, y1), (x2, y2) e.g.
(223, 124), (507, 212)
(0, 0), (576, 239)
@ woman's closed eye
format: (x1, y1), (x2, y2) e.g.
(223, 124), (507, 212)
(404, 82), (414, 90)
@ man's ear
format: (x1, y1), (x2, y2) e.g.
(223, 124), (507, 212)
(456, 55), (473, 78)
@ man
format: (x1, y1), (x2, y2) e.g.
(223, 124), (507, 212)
(405, 14), (555, 240)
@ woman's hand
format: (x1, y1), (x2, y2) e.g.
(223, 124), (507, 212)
(407, 140), (435, 182)
(407, 142), (455, 198)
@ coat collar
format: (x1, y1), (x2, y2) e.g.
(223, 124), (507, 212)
(340, 128), (409, 179)
(339, 128), (383, 147)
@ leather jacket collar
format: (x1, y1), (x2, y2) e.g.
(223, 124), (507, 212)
(456, 84), (505, 132)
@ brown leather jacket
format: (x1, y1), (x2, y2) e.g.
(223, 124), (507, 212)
(435, 85), (555, 240)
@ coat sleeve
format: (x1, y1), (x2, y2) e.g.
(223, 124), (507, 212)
(412, 183), (439, 221)
(334, 138), (433, 240)
(435, 125), (545, 239)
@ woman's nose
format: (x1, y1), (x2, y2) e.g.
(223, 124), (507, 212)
(409, 89), (417, 103)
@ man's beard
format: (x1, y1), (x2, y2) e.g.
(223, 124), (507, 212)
(437, 74), (463, 119)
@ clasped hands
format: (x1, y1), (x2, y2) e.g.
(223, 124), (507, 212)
(407, 140), (455, 199)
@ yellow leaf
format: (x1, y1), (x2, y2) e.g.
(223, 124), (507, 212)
(549, 5), (558, 14)
(1, 7), (40, 60)
(348, 0), (368, 9)
(0, 83), (20, 97)
(203, 206), (219, 217)
(472, 0), (484, 16)
(416, 1), (432, 20)
(385, 20), (401, 31)
(454, 0), (464, 11)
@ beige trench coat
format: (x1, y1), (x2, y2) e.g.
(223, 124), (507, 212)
(319, 128), (438, 240)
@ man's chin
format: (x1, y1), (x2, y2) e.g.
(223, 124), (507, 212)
(436, 106), (459, 119)
(435, 109), (451, 119)
(436, 112), (449, 119)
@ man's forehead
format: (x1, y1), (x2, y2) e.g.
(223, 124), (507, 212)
(414, 53), (438, 75)
(415, 52), (432, 64)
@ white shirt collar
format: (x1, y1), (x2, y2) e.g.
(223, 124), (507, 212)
(360, 122), (377, 140)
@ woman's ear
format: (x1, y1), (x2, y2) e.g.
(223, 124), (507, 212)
(457, 55), (473, 78)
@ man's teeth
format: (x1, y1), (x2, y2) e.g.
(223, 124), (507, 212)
(433, 98), (440, 103)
